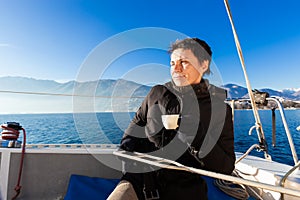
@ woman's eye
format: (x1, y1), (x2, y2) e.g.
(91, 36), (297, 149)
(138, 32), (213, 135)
(181, 60), (189, 66)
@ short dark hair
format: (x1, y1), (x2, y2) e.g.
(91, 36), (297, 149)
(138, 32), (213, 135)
(168, 38), (212, 74)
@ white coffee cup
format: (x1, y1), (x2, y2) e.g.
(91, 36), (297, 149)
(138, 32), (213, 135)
(161, 114), (180, 130)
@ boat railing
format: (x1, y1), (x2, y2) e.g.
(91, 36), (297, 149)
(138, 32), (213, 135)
(25, 143), (118, 149)
(279, 161), (300, 188)
(227, 96), (299, 166)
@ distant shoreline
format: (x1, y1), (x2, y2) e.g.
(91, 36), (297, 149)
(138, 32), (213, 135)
(0, 108), (300, 115)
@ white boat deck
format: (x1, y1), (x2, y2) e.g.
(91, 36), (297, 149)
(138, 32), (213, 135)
(1, 146), (300, 200)
(235, 152), (300, 199)
(236, 152), (300, 182)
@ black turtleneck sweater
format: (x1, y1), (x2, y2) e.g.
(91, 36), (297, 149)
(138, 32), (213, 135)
(120, 79), (235, 175)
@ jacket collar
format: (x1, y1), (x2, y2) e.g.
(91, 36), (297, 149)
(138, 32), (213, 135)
(165, 79), (210, 96)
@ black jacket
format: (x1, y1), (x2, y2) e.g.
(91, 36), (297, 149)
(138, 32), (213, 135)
(120, 79), (235, 174)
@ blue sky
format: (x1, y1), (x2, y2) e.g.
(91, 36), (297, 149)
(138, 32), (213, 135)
(1, 0), (300, 90)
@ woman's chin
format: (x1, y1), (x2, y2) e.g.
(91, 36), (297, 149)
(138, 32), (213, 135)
(173, 79), (189, 87)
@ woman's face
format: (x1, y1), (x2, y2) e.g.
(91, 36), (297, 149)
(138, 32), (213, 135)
(170, 48), (208, 86)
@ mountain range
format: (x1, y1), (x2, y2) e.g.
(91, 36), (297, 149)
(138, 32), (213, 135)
(0, 76), (299, 113)
(222, 83), (300, 101)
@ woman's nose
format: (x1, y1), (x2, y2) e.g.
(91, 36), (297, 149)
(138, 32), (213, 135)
(174, 61), (183, 72)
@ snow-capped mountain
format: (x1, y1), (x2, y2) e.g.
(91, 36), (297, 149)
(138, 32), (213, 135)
(223, 83), (300, 101)
(0, 76), (298, 113)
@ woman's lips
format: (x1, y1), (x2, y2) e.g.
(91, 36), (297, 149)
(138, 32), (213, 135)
(173, 74), (186, 79)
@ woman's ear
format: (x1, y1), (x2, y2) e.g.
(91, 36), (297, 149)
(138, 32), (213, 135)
(200, 60), (209, 73)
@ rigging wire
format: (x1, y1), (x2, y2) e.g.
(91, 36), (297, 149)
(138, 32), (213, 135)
(223, 0), (270, 160)
(114, 150), (300, 198)
(0, 90), (145, 99)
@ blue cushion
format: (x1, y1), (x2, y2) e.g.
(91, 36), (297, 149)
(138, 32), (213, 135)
(64, 174), (119, 200)
(203, 176), (237, 200)
(64, 174), (241, 200)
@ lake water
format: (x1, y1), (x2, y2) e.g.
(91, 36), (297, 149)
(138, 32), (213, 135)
(0, 109), (299, 166)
